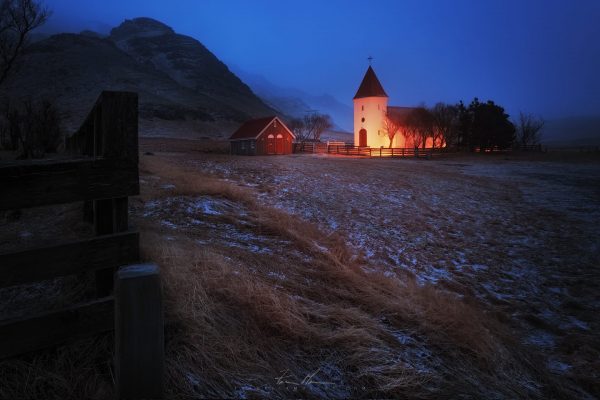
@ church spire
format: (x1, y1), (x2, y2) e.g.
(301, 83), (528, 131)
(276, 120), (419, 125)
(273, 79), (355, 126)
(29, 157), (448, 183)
(353, 65), (388, 99)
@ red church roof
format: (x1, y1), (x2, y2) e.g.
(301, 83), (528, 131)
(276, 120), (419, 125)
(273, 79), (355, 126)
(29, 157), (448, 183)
(354, 66), (388, 99)
(228, 116), (295, 141)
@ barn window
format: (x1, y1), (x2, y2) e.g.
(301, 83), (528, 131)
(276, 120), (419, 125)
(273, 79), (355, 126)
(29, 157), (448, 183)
(241, 141), (246, 149)
(250, 141), (255, 149)
(268, 134), (274, 138)
(276, 134), (283, 138)
(274, 119), (277, 128)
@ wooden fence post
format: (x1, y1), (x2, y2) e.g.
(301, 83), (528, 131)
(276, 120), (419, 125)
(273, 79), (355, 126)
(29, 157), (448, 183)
(115, 263), (164, 400)
(93, 92), (138, 296)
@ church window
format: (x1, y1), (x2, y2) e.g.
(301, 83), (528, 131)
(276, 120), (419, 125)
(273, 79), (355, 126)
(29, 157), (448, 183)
(361, 105), (364, 111)
(361, 117), (365, 123)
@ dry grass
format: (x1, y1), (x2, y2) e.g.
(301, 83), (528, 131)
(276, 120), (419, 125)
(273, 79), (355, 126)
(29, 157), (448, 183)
(136, 154), (566, 398)
(0, 335), (115, 399)
(0, 142), (593, 398)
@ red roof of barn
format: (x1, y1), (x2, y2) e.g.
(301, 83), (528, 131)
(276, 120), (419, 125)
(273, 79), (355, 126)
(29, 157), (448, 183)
(229, 116), (296, 141)
(354, 66), (388, 99)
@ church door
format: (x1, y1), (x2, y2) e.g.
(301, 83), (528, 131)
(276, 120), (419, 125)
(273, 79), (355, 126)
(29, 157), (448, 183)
(276, 134), (284, 154)
(359, 128), (367, 147)
(267, 134), (275, 154)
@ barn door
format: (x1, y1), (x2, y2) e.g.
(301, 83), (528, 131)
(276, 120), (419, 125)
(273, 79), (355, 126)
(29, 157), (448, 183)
(267, 134), (275, 154)
(359, 128), (367, 147)
(276, 134), (284, 154)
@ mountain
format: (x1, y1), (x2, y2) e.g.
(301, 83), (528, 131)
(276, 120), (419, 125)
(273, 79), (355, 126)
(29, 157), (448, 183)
(542, 115), (600, 146)
(110, 18), (272, 120)
(4, 18), (276, 138)
(232, 67), (353, 132)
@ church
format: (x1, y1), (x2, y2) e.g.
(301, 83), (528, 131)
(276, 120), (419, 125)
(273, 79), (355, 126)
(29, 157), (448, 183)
(353, 65), (428, 148)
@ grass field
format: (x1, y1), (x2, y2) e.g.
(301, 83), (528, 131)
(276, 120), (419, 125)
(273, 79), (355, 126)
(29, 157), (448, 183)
(1, 139), (599, 399)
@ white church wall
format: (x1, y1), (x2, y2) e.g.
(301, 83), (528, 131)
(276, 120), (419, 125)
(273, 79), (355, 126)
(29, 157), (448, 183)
(353, 96), (388, 147)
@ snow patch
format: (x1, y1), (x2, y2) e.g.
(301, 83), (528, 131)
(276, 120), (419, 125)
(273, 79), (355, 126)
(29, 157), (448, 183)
(268, 271), (287, 280)
(547, 359), (572, 374)
(160, 220), (178, 229)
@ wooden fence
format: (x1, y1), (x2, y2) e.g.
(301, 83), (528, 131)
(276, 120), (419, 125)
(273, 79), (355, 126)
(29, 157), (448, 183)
(327, 145), (439, 158)
(0, 91), (163, 398)
(293, 142), (329, 154)
(292, 141), (443, 158)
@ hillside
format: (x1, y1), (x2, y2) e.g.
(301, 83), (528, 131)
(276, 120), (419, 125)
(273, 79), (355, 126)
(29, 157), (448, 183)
(232, 67), (353, 132)
(3, 18), (276, 138)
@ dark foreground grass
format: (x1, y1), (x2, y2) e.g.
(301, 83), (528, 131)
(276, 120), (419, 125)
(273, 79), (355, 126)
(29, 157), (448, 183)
(138, 155), (567, 399)
(0, 152), (578, 399)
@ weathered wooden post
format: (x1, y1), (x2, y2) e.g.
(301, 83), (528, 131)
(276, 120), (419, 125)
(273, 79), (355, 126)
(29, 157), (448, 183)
(94, 92), (139, 296)
(115, 263), (164, 399)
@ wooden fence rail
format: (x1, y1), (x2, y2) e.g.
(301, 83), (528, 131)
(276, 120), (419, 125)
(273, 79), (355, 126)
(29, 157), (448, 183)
(327, 145), (438, 158)
(0, 158), (139, 210)
(0, 91), (163, 398)
(293, 142), (329, 154)
(0, 232), (139, 289)
(292, 142), (443, 158)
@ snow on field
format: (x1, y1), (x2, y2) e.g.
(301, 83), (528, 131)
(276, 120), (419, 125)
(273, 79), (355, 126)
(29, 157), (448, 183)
(463, 161), (600, 226)
(185, 154), (600, 380)
(136, 194), (291, 258)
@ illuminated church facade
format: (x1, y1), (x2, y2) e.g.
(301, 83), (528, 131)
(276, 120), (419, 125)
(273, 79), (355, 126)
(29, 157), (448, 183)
(353, 66), (430, 148)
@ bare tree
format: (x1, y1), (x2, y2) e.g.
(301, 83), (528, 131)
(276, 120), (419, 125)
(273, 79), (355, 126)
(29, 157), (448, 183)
(382, 111), (401, 148)
(406, 107), (433, 149)
(430, 102), (458, 149)
(288, 117), (309, 143)
(303, 113), (332, 142)
(0, 97), (62, 158)
(403, 110), (420, 149)
(516, 112), (544, 147)
(0, 0), (49, 87)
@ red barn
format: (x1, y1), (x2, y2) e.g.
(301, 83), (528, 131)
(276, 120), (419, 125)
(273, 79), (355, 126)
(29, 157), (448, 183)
(229, 116), (295, 155)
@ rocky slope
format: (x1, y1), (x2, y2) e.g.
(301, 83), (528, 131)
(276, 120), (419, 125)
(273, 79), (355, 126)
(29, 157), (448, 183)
(4, 18), (276, 138)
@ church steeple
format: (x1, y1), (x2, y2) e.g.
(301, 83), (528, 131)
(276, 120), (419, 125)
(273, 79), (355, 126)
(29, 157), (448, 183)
(353, 66), (388, 99)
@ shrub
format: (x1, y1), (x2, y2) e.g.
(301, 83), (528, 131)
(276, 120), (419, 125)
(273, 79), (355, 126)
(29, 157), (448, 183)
(0, 98), (63, 158)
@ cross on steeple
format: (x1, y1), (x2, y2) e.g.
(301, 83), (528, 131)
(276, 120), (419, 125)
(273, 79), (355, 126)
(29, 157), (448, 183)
(367, 55), (373, 65)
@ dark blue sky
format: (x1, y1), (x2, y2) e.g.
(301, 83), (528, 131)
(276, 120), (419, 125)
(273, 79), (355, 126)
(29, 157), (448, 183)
(42, 0), (600, 119)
